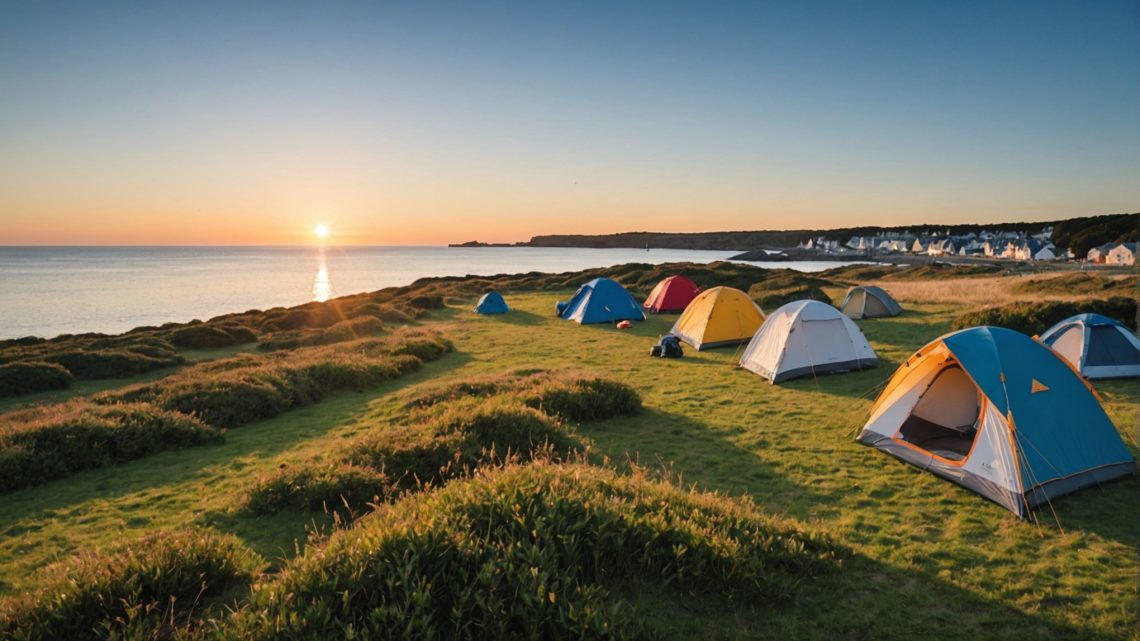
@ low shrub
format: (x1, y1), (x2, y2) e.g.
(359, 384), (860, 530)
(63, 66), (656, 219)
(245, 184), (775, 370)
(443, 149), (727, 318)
(1010, 273), (1137, 297)
(0, 528), (261, 641)
(99, 333), (451, 430)
(156, 374), (295, 429)
(247, 397), (573, 515)
(244, 461), (390, 514)
(0, 361), (74, 397)
(951, 296), (1137, 335)
(227, 463), (840, 640)
(169, 324), (257, 349)
(0, 402), (222, 492)
(523, 376), (643, 422)
(47, 348), (185, 380)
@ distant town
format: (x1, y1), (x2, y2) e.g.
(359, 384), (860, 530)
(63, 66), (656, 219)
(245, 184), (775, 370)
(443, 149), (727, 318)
(803, 227), (1136, 265)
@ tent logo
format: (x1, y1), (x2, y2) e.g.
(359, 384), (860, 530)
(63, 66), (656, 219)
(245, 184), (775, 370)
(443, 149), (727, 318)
(1030, 379), (1050, 394)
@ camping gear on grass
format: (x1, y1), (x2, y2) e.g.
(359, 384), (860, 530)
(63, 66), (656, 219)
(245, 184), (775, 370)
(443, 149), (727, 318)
(616, 320), (632, 329)
(739, 300), (877, 383)
(558, 277), (645, 325)
(643, 275), (702, 313)
(474, 291), (510, 315)
(670, 286), (765, 350)
(1038, 313), (1139, 379)
(840, 285), (902, 319)
(857, 326), (1135, 518)
(650, 334), (684, 358)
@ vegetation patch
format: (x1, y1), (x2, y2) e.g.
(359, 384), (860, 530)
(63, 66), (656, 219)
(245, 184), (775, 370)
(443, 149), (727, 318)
(747, 271), (833, 310)
(245, 396), (578, 514)
(228, 462), (840, 640)
(0, 401), (221, 492)
(169, 323), (258, 349)
(404, 370), (642, 423)
(99, 330), (452, 429)
(951, 296), (1137, 335)
(0, 362), (74, 397)
(1010, 273), (1137, 297)
(0, 528), (260, 641)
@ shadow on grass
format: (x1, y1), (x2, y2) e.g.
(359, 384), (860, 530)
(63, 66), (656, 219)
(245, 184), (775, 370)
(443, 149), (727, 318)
(633, 549), (1119, 641)
(578, 407), (830, 520)
(482, 309), (547, 326)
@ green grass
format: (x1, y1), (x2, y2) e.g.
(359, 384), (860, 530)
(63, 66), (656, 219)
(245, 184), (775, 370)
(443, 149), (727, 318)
(0, 286), (1135, 640)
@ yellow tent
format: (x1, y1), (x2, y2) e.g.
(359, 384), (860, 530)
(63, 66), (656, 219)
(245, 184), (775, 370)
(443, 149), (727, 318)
(669, 286), (765, 350)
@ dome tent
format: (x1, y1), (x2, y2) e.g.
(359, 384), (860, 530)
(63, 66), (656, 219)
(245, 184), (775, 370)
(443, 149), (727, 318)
(474, 291), (510, 315)
(1039, 313), (1139, 379)
(739, 300), (877, 383)
(669, 286), (765, 350)
(643, 275), (702, 313)
(840, 285), (902, 319)
(558, 277), (645, 325)
(857, 326), (1135, 518)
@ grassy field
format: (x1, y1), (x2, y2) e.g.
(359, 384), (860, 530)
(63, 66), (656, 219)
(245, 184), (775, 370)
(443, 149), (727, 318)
(0, 278), (1136, 640)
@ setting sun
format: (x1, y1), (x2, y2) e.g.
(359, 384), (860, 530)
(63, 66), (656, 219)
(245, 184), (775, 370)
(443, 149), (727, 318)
(315, 224), (329, 239)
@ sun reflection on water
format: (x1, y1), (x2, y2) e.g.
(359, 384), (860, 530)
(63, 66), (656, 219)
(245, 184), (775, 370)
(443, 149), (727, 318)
(312, 256), (332, 302)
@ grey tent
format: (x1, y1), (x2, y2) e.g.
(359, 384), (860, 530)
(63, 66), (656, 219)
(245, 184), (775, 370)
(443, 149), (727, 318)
(840, 285), (902, 319)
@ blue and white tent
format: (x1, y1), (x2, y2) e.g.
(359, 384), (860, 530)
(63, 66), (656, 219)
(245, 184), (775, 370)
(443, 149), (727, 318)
(558, 278), (645, 325)
(858, 326), (1135, 518)
(1039, 314), (1139, 379)
(474, 291), (510, 315)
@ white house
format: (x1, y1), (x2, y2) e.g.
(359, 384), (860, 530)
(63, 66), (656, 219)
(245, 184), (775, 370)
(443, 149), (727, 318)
(1087, 243), (1116, 263)
(1106, 243), (1136, 266)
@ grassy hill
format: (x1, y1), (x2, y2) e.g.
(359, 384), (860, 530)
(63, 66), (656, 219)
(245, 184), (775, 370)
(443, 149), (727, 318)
(0, 264), (1136, 640)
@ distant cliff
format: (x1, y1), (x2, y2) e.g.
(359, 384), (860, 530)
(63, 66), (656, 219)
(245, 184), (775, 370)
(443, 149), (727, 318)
(458, 213), (1137, 252)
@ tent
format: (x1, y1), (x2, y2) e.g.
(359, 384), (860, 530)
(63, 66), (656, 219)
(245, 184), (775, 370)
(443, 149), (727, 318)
(857, 326), (1135, 518)
(558, 277), (646, 325)
(474, 291), (510, 315)
(840, 285), (902, 319)
(670, 286), (765, 350)
(643, 275), (702, 313)
(1039, 314), (1140, 379)
(739, 300), (877, 382)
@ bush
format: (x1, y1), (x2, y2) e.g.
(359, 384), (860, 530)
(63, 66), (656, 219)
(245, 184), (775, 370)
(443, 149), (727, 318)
(227, 463), (840, 640)
(245, 461), (390, 514)
(247, 397), (574, 515)
(47, 348), (184, 380)
(951, 296), (1137, 335)
(0, 402), (222, 492)
(0, 362), (74, 397)
(523, 376), (643, 422)
(99, 333), (450, 431)
(0, 528), (260, 641)
(156, 374), (294, 429)
(169, 324), (257, 349)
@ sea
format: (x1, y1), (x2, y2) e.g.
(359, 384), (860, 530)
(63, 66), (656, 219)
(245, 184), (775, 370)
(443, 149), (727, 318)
(0, 246), (861, 340)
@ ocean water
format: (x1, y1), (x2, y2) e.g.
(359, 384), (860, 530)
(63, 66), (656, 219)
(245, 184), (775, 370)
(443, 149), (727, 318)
(0, 246), (857, 339)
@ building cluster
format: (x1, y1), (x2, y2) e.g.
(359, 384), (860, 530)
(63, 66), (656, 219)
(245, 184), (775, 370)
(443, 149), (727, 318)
(798, 226), (1135, 265)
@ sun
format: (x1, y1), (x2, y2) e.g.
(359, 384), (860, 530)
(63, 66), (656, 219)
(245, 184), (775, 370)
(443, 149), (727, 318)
(314, 224), (329, 239)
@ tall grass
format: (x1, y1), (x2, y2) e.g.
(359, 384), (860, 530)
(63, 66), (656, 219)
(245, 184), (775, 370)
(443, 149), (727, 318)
(0, 528), (261, 641)
(228, 462), (840, 640)
(951, 296), (1137, 335)
(0, 401), (221, 492)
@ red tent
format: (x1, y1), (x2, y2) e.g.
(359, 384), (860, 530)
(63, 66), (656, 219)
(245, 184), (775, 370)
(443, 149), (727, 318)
(643, 275), (701, 313)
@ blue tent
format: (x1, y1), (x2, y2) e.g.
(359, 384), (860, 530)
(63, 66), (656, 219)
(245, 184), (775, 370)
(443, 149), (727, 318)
(558, 277), (646, 325)
(858, 326), (1134, 518)
(1039, 313), (1140, 379)
(474, 291), (510, 315)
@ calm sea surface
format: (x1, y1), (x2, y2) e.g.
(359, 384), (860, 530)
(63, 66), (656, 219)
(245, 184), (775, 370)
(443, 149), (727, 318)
(0, 246), (858, 339)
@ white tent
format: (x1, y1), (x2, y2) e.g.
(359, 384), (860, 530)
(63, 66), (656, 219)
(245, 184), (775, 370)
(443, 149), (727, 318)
(1039, 314), (1140, 379)
(739, 300), (878, 383)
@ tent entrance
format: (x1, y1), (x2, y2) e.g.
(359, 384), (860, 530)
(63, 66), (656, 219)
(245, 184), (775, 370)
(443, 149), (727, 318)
(896, 364), (981, 462)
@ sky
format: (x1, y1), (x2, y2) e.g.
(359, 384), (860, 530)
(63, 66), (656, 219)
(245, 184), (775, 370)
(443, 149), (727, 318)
(0, 0), (1137, 245)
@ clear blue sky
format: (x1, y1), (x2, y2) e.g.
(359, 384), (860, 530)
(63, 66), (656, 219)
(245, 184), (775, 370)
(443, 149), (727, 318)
(1, 0), (1136, 244)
